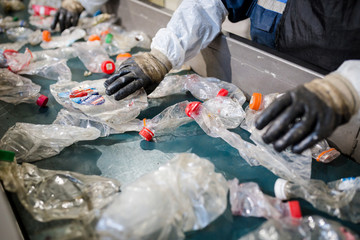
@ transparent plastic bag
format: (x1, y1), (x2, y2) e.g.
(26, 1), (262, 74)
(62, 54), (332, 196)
(40, 28), (86, 49)
(228, 178), (301, 219)
(0, 150), (120, 222)
(239, 215), (359, 240)
(50, 79), (148, 130)
(274, 177), (360, 223)
(0, 68), (48, 106)
(96, 153), (228, 240)
(0, 123), (101, 162)
(139, 101), (193, 141)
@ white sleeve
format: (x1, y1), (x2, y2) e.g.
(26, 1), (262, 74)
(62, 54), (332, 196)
(151, 0), (228, 68)
(335, 60), (360, 103)
(78, 0), (108, 14)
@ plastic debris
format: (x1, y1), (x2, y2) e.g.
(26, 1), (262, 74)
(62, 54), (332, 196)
(40, 28), (86, 49)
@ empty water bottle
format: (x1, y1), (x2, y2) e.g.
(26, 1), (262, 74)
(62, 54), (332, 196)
(239, 215), (359, 240)
(40, 28), (86, 49)
(0, 123), (101, 162)
(274, 177), (360, 223)
(73, 41), (115, 74)
(0, 149), (121, 222)
(229, 178), (302, 219)
(139, 101), (193, 141)
(0, 68), (48, 106)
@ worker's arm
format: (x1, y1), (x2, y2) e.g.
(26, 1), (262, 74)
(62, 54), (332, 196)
(255, 60), (360, 153)
(105, 0), (229, 100)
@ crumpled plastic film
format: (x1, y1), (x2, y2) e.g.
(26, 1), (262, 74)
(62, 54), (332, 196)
(50, 79), (148, 129)
(96, 153), (228, 240)
(0, 123), (101, 162)
(0, 157), (121, 222)
(239, 215), (359, 240)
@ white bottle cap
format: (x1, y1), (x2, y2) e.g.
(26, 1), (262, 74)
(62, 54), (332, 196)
(274, 178), (289, 200)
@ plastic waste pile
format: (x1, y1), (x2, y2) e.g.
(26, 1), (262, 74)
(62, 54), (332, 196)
(228, 178), (302, 219)
(274, 177), (360, 223)
(50, 79), (148, 132)
(0, 149), (121, 222)
(239, 215), (359, 240)
(96, 153), (228, 240)
(0, 123), (100, 162)
(5, 27), (42, 45)
(0, 68), (48, 106)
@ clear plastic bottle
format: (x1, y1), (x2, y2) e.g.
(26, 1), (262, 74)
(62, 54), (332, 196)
(0, 18), (26, 29)
(5, 27), (34, 41)
(73, 41), (115, 74)
(228, 178), (302, 219)
(0, 68), (48, 106)
(0, 149), (121, 222)
(0, 40), (27, 51)
(0, 123), (101, 162)
(139, 101), (193, 141)
(239, 215), (359, 240)
(40, 28), (86, 49)
(310, 140), (340, 163)
(274, 177), (360, 223)
(31, 47), (77, 61)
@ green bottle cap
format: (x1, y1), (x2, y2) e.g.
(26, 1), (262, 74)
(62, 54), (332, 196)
(105, 33), (113, 44)
(0, 150), (15, 162)
(13, 16), (19, 21)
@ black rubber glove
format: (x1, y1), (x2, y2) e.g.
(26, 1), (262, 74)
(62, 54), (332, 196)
(51, 7), (81, 32)
(255, 85), (351, 153)
(105, 50), (172, 101)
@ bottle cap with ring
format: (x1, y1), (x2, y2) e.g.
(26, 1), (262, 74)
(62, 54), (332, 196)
(274, 178), (289, 200)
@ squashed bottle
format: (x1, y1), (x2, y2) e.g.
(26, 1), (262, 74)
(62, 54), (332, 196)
(40, 28), (86, 49)
(0, 149), (121, 222)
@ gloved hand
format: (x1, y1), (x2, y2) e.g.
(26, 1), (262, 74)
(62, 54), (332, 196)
(255, 73), (359, 153)
(51, 0), (84, 32)
(104, 49), (172, 100)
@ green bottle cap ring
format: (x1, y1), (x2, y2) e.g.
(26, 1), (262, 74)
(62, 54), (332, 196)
(0, 150), (15, 162)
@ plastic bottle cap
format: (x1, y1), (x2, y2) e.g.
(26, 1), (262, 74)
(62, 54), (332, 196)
(139, 127), (154, 141)
(105, 33), (113, 43)
(100, 30), (110, 37)
(0, 150), (15, 162)
(116, 53), (132, 61)
(249, 92), (262, 110)
(101, 60), (115, 74)
(185, 102), (201, 118)
(94, 10), (102, 17)
(217, 88), (229, 97)
(36, 95), (48, 107)
(13, 16), (19, 21)
(274, 178), (289, 200)
(88, 34), (101, 42)
(288, 201), (302, 218)
(42, 30), (51, 42)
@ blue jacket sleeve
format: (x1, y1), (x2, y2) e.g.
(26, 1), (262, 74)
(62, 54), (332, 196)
(221, 0), (256, 22)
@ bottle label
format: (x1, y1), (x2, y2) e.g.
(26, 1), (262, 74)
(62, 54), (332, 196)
(58, 87), (105, 106)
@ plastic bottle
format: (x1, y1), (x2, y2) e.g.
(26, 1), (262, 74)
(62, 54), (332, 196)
(0, 68), (48, 106)
(40, 28), (86, 49)
(310, 140), (340, 163)
(139, 101), (193, 141)
(31, 47), (77, 61)
(5, 27), (34, 41)
(274, 177), (360, 223)
(0, 40), (27, 51)
(228, 178), (302, 219)
(73, 41), (115, 74)
(0, 123), (101, 162)
(239, 215), (359, 240)
(0, 149), (121, 222)
(0, 18), (26, 30)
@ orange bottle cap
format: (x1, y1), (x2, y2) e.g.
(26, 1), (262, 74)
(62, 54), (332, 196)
(249, 92), (262, 110)
(100, 30), (110, 37)
(42, 30), (51, 42)
(116, 53), (132, 61)
(88, 34), (101, 41)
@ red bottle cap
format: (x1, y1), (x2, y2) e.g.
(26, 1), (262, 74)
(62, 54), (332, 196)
(288, 200), (302, 219)
(139, 127), (154, 141)
(185, 102), (201, 118)
(101, 60), (115, 74)
(36, 95), (48, 107)
(217, 88), (229, 97)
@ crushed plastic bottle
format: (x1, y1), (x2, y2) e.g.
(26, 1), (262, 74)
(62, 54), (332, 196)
(0, 149), (121, 222)
(96, 153), (228, 240)
(0, 123), (101, 162)
(5, 27), (34, 41)
(0, 40), (27, 51)
(0, 68), (48, 106)
(40, 28), (86, 49)
(139, 101), (193, 141)
(310, 140), (340, 163)
(186, 101), (312, 181)
(239, 215), (359, 240)
(73, 41), (115, 74)
(3, 48), (32, 72)
(31, 47), (77, 61)
(228, 178), (302, 219)
(0, 17), (26, 29)
(50, 79), (148, 130)
(274, 177), (360, 223)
